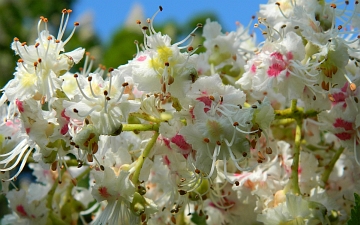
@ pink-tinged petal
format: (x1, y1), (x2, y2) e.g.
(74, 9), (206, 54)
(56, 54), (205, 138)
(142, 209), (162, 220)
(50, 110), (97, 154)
(61, 109), (70, 121)
(16, 205), (28, 217)
(286, 52), (293, 60)
(333, 118), (353, 131)
(98, 186), (111, 198)
(335, 132), (352, 140)
(270, 52), (284, 60)
(25, 128), (30, 134)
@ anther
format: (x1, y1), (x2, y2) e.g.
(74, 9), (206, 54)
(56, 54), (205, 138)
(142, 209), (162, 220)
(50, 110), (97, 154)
(74, 22), (79, 26)
(100, 165), (105, 171)
(354, 97), (359, 103)
(328, 94), (335, 102)
(294, 26), (299, 29)
(104, 90), (108, 96)
(38, 58), (42, 63)
(187, 46), (194, 52)
(349, 83), (356, 91)
(281, 24), (286, 29)
(178, 190), (187, 195)
(195, 168), (200, 174)
(88, 76), (92, 82)
(51, 161), (58, 171)
(67, 9), (73, 13)
(338, 25), (343, 30)
(159, 6), (163, 11)
(165, 62), (170, 67)
(74, 74), (79, 78)
(142, 26), (149, 30)
(34, 62), (38, 67)
(85, 118), (89, 124)
(122, 82), (129, 87)
(266, 147), (273, 154)
(233, 122), (239, 126)
(251, 105), (258, 109)
(216, 141), (221, 146)
(203, 138), (210, 143)
(275, 2), (280, 6)
(330, 3), (336, 8)
(209, 95), (215, 101)
(108, 67), (114, 72)
(197, 23), (203, 28)
(235, 181), (239, 186)
(62, 9), (67, 13)
(35, 43), (40, 48)
(242, 152), (247, 157)
(73, 108), (78, 113)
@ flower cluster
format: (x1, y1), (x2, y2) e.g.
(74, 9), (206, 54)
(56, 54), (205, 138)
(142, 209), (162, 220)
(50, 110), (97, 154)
(1, 1), (360, 224)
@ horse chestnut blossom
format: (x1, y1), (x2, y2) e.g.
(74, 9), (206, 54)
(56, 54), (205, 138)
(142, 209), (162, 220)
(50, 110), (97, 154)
(1, 1), (360, 224)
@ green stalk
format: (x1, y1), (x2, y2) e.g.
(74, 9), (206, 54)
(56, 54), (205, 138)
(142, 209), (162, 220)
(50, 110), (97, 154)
(290, 120), (302, 195)
(321, 147), (345, 187)
(122, 123), (159, 132)
(131, 132), (159, 185)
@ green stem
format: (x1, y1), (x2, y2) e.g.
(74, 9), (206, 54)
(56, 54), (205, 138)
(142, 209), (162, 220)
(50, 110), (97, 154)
(288, 119), (302, 195)
(122, 123), (159, 132)
(131, 132), (159, 185)
(129, 112), (162, 123)
(321, 147), (345, 187)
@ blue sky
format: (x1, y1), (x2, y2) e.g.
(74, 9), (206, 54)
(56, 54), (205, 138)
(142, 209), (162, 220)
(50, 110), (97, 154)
(70, 0), (266, 42)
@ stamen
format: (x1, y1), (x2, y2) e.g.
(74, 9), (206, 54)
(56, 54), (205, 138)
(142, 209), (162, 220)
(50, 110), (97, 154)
(74, 74), (93, 101)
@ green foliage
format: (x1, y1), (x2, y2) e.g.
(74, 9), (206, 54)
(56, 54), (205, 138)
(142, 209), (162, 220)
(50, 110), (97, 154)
(347, 193), (360, 225)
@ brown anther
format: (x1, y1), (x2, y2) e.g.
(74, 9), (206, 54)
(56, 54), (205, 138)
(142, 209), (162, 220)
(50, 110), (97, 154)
(108, 67), (114, 72)
(216, 140), (221, 146)
(257, 159), (263, 163)
(354, 97), (359, 103)
(321, 81), (329, 91)
(294, 25), (299, 29)
(203, 138), (210, 143)
(328, 94), (335, 102)
(281, 24), (286, 29)
(209, 95), (215, 101)
(250, 139), (256, 149)
(85, 118), (89, 125)
(35, 43), (40, 48)
(235, 181), (240, 186)
(220, 96), (223, 102)
(62, 9), (67, 13)
(104, 90), (108, 96)
(197, 23), (203, 28)
(18, 59), (24, 63)
(350, 82), (356, 91)
(55, 40), (60, 43)
(73, 108), (78, 113)
(92, 143), (99, 154)
(178, 190), (187, 195)
(338, 25), (343, 30)
(171, 215), (176, 224)
(275, 2), (280, 6)
(51, 161), (58, 171)
(266, 147), (273, 154)
(41, 95), (46, 105)
(88, 76), (92, 82)
(47, 36), (52, 41)
(159, 6), (163, 11)
(330, 3), (337, 8)
(106, 97), (111, 101)
(142, 26), (149, 30)
(74, 22), (80, 26)
(345, 0), (349, 5)
(238, 104), (242, 109)
(87, 154), (93, 162)
(146, 18), (151, 23)
(136, 20), (141, 25)
(313, 95), (316, 101)
(34, 62), (38, 67)
(165, 62), (170, 66)
(233, 122), (239, 126)
(242, 152), (247, 157)
(77, 161), (83, 168)
(38, 58), (42, 63)
(187, 46), (194, 52)
(67, 9), (73, 13)
(14, 37), (19, 42)
(43, 18), (48, 22)
(122, 82), (129, 87)
(251, 105), (258, 109)
(100, 165), (105, 171)
(356, 0), (359, 4)
(74, 74), (79, 78)
(195, 168), (200, 174)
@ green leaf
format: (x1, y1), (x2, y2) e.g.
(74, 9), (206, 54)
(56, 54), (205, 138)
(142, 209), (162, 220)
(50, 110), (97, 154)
(347, 193), (360, 225)
(190, 212), (207, 225)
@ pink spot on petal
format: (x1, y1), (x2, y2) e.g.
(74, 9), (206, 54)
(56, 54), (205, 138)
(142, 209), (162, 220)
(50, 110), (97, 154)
(16, 205), (28, 217)
(137, 55), (147, 61)
(267, 63), (284, 77)
(25, 128), (30, 134)
(163, 155), (171, 166)
(98, 186), (111, 198)
(61, 109), (70, 121)
(333, 118), (353, 131)
(60, 124), (69, 135)
(335, 132), (352, 140)
(16, 99), (24, 113)
(250, 64), (256, 73)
